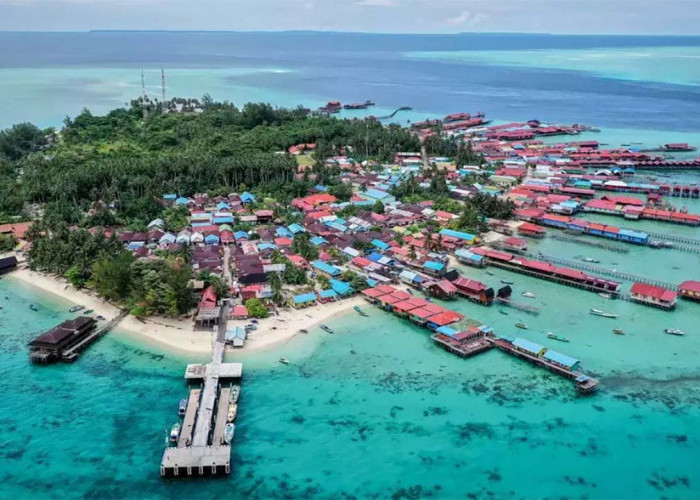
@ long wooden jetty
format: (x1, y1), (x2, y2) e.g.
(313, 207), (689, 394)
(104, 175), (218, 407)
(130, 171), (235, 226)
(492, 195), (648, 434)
(495, 298), (540, 315)
(529, 252), (679, 290)
(550, 234), (629, 253)
(646, 230), (700, 246)
(29, 310), (129, 364)
(160, 304), (242, 478)
(487, 338), (599, 393)
(61, 310), (129, 362)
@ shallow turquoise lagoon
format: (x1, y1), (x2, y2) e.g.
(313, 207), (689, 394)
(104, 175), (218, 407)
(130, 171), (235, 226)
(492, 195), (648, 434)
(407, 46), (700, 87)
(1, 258), (700, 498)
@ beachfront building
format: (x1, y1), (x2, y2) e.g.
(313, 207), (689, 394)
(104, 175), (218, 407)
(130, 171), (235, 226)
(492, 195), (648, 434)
(293, 292), (318, 309)
(0, 256), (18, 275)
(28, 316), (98, 363)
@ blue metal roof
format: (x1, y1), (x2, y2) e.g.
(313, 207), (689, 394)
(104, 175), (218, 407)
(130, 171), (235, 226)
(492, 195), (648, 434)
(288, 223), (305, 234)
(319, 289), (338, 299)
(257, 242), (277, 251)
(436, 326), (458, 337)
(423, 261), (445, 271)
(312, 260), (341, 276)
(213, 216), (234, 224)
(366, 278), (378, 287)
(276, 227), (293, 237)
(372, 239), (390, 250)
(363, 188), (392, 200)
(240, 192), (255, 202)
(234, 231), (249, 240)
(440, 228), (476, 241)
(163, 193), (177, 200)
(216, 201), (230, 210)
(543, 349), (579, 368)
(367, 252), (383, 262)
(513, 337), (545, 355)
(330, 279), (354, 296)
(293, 292), (317, 304)
(455, 249), (483, 261)
(310, 236), (328, 246)
(175, 197), (188, 205)
(205, 234), (220, 243)
(314, 184), (328, 192)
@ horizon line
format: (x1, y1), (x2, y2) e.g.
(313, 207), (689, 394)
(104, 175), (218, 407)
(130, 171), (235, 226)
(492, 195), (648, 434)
(0, 29), (699, 37)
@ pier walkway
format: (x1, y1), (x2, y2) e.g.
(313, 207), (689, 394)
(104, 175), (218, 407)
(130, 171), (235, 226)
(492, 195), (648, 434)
(161, 304), (243, 478)
(527, 252), (678, 291)
(646, 231), (700, 247)
(487, 338), (599, 393)
(550, 234), (629, 253)
(61, 310), (129, 362)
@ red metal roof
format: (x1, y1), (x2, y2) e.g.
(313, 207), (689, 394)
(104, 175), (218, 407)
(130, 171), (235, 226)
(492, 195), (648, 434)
(630, 283), (677, 302)
(679, 280), (700, 293)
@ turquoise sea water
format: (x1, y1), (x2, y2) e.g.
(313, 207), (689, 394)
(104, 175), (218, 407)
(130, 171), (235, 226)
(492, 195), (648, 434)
(407, 46), (700, 86)
(2, 191), (700, 498)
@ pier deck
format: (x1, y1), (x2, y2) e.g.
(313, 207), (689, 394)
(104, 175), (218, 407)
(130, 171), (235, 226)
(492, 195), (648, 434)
(212, 387), (232, 446)
(178, 388), (201, 448)
(161, 304), (242, 478)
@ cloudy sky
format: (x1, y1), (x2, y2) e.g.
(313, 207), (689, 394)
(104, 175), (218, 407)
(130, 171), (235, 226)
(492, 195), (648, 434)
(1, 0), (699, 34)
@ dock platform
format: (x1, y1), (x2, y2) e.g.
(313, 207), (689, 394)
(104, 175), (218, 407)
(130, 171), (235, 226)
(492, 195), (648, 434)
(160, 304), (242, 478)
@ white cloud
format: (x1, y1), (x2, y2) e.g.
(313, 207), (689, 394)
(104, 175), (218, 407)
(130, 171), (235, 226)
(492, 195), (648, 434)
(355, 0), (396, 7)
(447, 10), (470, 26)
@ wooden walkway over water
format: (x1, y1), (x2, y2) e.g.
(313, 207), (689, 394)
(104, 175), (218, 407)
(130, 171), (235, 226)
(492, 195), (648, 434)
(160, 305), (243, 478)
(646, 231), (700, 247)
(529, 252), (679, 290)
(550, 234), (629, 253)
(61, 310), (129, 362)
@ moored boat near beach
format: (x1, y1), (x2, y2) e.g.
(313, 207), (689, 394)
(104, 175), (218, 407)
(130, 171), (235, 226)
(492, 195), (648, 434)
(590, 308), (618, 318)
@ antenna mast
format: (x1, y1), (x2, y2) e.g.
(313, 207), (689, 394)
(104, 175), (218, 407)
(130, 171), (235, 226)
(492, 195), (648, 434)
(141, 69), (148, 121)
(161, 68), (166, 109)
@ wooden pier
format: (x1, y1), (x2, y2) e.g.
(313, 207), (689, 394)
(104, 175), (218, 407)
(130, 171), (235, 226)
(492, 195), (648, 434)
(487, 338), (599, 394)
(550, 234), (629, 253)
(29, 310), (128, 364)
(495, 298), (540, 315)
(160, 305), (243, 478)
(646, 231), (700, 247)
(486, 259), (620, 295)
(529, 252), (679, 290)
(61, 310), (129, 362)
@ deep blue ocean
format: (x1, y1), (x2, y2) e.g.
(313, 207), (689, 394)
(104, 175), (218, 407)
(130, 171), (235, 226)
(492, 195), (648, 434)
(2, 31), (700, 131)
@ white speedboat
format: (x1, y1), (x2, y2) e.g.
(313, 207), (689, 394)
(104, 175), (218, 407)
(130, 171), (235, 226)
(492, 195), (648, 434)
(598, 293), (612, 299)
(229, 385), (240, 403)
(521, 292), (535, 298)
(589, 308), (618, 318)
(169, 423), (180, 444)
(223, 423), (235, 444)
(664, 328), (685, 336)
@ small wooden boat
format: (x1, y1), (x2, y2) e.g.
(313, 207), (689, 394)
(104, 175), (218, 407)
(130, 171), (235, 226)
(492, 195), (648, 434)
(501, 279), (514, 285)
(664, 328), (684, 336)
(547, 332), (570, 342)
(499, 308), (508, 315)
(223, 423), (235, 444)
(612, 328), (625, 335)
(227, 403), (238, 422)
(298, 329), (308, 334)
(486, 271), (495, 276)
(178, 398), (187, 416)
(84, 309), (94, 314)
(279, 357), (290, 364)
(598, 293), (612, 299)
(589, 308), (618, 319)
(29, 304), (38, 311)
(69, 305), (85, 313)
(582, 257), (600, 263)
(320, 324), (334, 334)
(521, 292), (535, 298)
(229, 385), (240, 403)
(169, 423), (180, 444)
(515, 322), (528, 330)
(96, 315), (105, 321)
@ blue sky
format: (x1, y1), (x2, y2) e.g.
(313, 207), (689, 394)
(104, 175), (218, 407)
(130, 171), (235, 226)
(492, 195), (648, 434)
(1, 0), (699, 34)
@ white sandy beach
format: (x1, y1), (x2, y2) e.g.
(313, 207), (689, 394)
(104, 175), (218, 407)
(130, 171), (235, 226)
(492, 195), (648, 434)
(7, 268), (364, 356)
